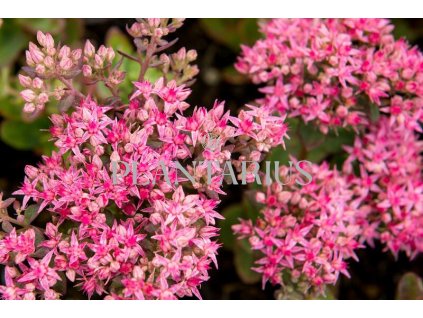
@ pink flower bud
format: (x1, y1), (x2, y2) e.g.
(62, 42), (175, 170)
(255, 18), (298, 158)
(45, 33), (54, 48)
(110, 151), (120, 162)
(23, 103), (35, 113)
(32, 77), (43, 89)
(21, 89), (36, 102)
(66, 269), (76, 282)
(35, 64), (46, 75)
(133, 266), (145, 280)
(59, 57), (73, 71)
(36, 31), (47, 47)
(43, 56), (54, 68)
(35, 103), (45, 112)
(46, 47), (56, 56)
(256, 192), (266, 203)
(154, 28), (164, 38)
(148, 18), (161, 28)
(97, 45), (107, 58)
(94, 54), (104, 69)
(18, 74), (32, 88)
(29, 42), (44, 63)
(37, 92), (49, 104)
(82, 65), (92, 77)
(186, 49), (197, 62)
(336, 105), (348, 118)
(58, 46), (71, 59)
(106, 48), (115, 62)
(176, 47), (186, 61)
(72, 49), (82, 61)
(129, 23), (142, 37)
(25, 50), (35, 66)
(84, 40), (95, 58)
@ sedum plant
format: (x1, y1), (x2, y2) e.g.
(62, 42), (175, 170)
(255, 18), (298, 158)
(233, 18), (423, 299)
(0, 18), (422, 301)
(0, 18), (287, 299)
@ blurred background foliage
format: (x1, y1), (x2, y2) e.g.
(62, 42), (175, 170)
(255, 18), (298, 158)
(0, 18), (422, 299)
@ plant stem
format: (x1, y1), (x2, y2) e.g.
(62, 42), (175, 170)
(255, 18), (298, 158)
(59, 77), (85, 99)
(138, 38), (157, 82)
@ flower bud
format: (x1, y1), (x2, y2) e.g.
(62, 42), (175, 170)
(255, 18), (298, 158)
(186, 49), (197, 62)
(37, 92), (49, 104)
(106, 48), (115, 62)
(35, 64), (46, 75)
(110, 151), (120, 162)
(36, 31), (47, 47)
(336, 105), (348, 118)
(97, 45), (107, 58)
(94, 54), (104, 69)
(82, 64), (92, 77)
(45, 33), (54, 48)
(32, 77), (44, 89)
(72, 49), (82, 61)
(84, 40), (95, 58)
(25, 50), (35, 66)
(18, 74), (32, 88)
(29, 43), (44, 64)
(43, 56), (54, 68)
(21, 89), (36, 102)
(59, 57), (73, 71)
(23, 103), (35, 113)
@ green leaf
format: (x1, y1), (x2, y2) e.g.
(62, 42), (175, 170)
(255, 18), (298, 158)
(234, 239), (261, 284)
(307, 128), (355, 165)
(396, 272), (423, 300)
(105, 27), (133, 54)
(0, 117), (50, 150)
(63, 19), (84, 45)
(0, 96), (23, 120)
(267, 118), (354, 166)
(219, 204), (244, 250)
(0, 19), (29, 66)
(200, 19), (261, 52)
(24, 204), (40, 225)
(369, 103), (380, 123)
(15, 18), (65, 35)
(144, 68), (162, 83)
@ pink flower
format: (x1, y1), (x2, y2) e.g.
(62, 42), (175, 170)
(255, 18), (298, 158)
(236, 19), (423, 133)
(344, 117), (423, 258)
(233, 162), (364, 297)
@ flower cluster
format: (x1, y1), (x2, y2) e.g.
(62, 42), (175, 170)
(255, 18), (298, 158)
(1, 19), (288, 300)
(233, 162), (363, 298)
(234, 18), (423, 297)
(2, 84), (227, 299)
(343, 117), (423, 258)
(20, 31), (84, 117)
(236, 19), (423, 133)
(82, 40), (125, 90)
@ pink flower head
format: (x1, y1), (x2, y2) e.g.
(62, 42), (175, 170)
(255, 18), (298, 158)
(236, 19), (423, 133)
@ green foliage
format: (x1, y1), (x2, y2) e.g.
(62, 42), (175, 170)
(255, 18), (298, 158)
(15, 18), (65, 35)
(234, 239), (261, 284)
(0, 20), (28, 67)
(219, 199), (263, 284)
(267, 118), (354, 167)
(200, 19), (261, 52)
(0, 117), (50, 151)
(23, 204), (40, 225)
(396, 272), (423, 300)
(0, 18), (85, 155)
